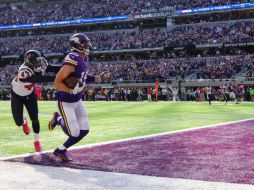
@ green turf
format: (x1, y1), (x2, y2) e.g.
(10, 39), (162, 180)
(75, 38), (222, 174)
(0, 101), (253, 157)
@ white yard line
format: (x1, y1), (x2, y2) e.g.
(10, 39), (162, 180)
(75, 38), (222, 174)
(1, 118), (253, 161)
(1, 161), (254, 190)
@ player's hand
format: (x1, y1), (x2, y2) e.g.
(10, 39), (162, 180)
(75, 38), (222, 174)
(70, 82), (84, 94)
(100, 71), (112, 82)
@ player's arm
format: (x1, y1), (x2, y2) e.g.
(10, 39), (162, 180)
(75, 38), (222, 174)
(45, 65), (61, 73)
(20, 75), (56, 83)
(19, 59), (60, 83)
(86, 71), (111, 83)
(54, 65), (75, 93)
(86, 75), (101, 83)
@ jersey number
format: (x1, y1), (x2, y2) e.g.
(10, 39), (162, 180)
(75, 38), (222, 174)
(81, 71), (88, 83)
(20, 71), (31, 79)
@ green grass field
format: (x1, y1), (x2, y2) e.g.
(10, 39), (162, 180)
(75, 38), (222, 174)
(0, 101), (253, 157)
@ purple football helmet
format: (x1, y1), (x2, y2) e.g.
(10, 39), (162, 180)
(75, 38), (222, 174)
(69, 33), (92, 54)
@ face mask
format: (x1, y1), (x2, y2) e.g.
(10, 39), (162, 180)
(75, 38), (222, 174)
(34, 57), (48, 74)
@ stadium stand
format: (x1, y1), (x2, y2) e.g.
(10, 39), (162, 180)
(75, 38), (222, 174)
(0, 0), (254, 101)
(0, 0), (251, 25)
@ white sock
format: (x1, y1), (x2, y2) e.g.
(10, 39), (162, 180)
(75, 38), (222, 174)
(58, 145), (66, 150)
(34, 133), (39, 141)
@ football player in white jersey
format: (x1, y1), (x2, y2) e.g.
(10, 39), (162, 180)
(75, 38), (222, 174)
(11, 50), (49, 152)
(205, 86), (212, 105)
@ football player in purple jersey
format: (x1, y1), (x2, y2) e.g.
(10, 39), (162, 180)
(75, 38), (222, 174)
(48, 33), (109, 161)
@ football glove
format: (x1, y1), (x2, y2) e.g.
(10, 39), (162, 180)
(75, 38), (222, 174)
(70, 82), (84, 94)
(100, 71), (112, 82)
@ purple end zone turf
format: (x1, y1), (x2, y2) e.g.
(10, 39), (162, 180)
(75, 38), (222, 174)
(7, 120), (254, 184)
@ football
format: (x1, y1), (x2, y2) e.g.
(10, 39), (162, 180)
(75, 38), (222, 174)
(63, 76), (83, 89)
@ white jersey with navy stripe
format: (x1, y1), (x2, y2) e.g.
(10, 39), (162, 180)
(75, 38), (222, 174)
(11, 63), (35, 96)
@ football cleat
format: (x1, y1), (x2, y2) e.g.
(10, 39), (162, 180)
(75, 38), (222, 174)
(34, 140), (42, 152)
(22, 117), (30, 135)
(53, 148), (72, 161)
(48, 112), (60, 131)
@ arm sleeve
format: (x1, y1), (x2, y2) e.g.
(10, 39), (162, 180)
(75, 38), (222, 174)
(45, 65), (61, 73)
(86, 75), (96, 83)
(19, 75), (56, 83)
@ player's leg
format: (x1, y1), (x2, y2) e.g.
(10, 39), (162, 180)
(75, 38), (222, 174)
(60, 100), (90, 149)
(225, 93), (229, 105)
(53, 100), (75, 135)
(208, 94), (212, 105)
(55, 101), (90, 161)
(54, 101), (81, 161)
(236, 94), (240, 104)
(24, 91), (41, 151)
(75, 100), (90, 141)
(48, 100), (72, 135)
(11, 90), (30, 135)
(48, 111), (62, 132)
(223, 93), (227, 105)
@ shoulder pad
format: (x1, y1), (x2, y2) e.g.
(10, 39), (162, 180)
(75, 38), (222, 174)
(63, 52), (78, 66)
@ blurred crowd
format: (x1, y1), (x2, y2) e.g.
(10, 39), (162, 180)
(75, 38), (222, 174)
(1, 19), (254, 55)
(183, 85), (248, 102)
(0, 55), (253, 85)
(0, 64), (19, 85)
(173, 11), (254, 25)
(0, 0), (250, 25)
(166, 20), (254, 47)
(0, 85), (250, 103)
(89, 55), (254, 80)
(0, 0), (254, 103)
(0, 87), (165, 101)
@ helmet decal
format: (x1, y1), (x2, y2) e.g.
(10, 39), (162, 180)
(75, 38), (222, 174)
(69, 33), (91, 54)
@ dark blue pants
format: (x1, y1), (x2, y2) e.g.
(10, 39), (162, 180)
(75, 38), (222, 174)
(11, 90), (39, 133)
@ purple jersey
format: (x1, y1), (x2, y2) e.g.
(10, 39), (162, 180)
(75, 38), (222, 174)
(57, 52), (89, 103)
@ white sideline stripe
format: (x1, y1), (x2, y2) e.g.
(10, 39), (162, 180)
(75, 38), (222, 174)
(1, 118), (254, 161)
(1, 161), (254, 190)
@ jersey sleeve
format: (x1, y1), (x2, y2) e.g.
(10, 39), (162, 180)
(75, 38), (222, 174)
(62, 53), (78, 67)
(86, 74), (96, 83)
(19, 75), (56, 83)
